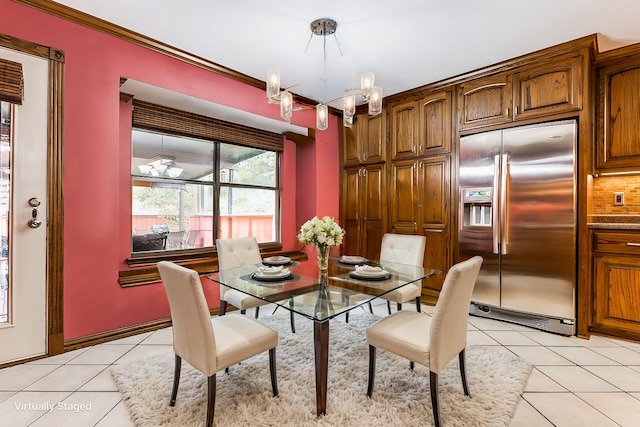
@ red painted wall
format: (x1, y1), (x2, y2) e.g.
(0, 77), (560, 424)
(3, 0), (340, 340)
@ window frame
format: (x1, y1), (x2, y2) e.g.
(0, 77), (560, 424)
(126, 100), (284, 267)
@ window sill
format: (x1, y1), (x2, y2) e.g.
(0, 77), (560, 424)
(119, 246), (307, 288)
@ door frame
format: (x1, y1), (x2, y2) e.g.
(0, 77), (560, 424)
(0, 33), (64, 362)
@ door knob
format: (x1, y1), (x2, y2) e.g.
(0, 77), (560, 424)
(27, 198), (42, 228)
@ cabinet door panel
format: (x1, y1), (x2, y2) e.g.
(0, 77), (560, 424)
(364, 113), (386, 164)
(421, 90), (452, 155)
(514, 55), (582, 120)
(390, 160), (417, 233)
(342, 120), (360, 167)
(423, 229), (448, 291)
(391, 100), (419, 160)
(341, 167), (361, 255)
(594, 255), (640, 334)
(597, 63), (640, 169)
(458, 74), (512, 130)
(418, 156), (450, 227)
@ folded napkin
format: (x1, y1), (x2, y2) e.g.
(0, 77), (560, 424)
(341, 255), (366, 263)
(354, 265), (388, 276)
(264, 255), (290, 263)
(258, 266), (288, 275)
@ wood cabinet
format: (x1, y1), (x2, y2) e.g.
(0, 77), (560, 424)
(596, 60), (640, 170)
(391, 89), (453, 160)
(592, 230), (640, 341)
(342, 113), (386, 167)
(341, 164), (387, 261)
(389, 156), (451, 291)
(458, 54), (583, 130)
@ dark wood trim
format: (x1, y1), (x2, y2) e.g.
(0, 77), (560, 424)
(12, 0), (319, 109)
(47, 52), (65, 355)
(385, 35), (599, 104)
(1, 32), (66, 357)
(119, 250), (307, 287)
(284, 129), (316, 145)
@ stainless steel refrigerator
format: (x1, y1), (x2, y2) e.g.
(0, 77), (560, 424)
(458, 120), (576, 335)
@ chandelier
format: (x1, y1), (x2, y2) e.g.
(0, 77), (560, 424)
(266, 18), (383, 131)
(138, 155), (183, 178)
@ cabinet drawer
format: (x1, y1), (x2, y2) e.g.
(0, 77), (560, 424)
(594, 232), (640, 254)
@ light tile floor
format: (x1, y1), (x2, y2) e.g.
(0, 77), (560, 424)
(1, 302), (639, 426)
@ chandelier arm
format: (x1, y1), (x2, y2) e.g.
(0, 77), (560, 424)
(333, 33), (343, 56)
(304, 31), (314, 54)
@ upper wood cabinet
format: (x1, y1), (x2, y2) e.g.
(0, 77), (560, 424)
(342, 113), (386, 167)
(390, 99), (420, 160)
(391, 89), (453, 160)
(596, 60), (640, 170)
(458, 54), (583, 130)
(420, 90), (453, 156)
(458, 73), (512, 130)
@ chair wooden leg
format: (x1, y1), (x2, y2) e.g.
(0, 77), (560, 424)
(219, 300), (227, 316)
(269, 347), (279, 397)
(345, 311), (350, 323)
(368, 302), (373, 313)
(206, 374), (216, 427)
(240, 309), (246, 315)
(170, 354), (181, 406)
(255, 306), (260, 319)
(367, 345), (376, 397)
(387, 301), (392, 315)
(415, 296), (421, 313)
(397, 302), (402, 312)
(459, 348), (470, 397)
(410, 361), (415, 371)
(430, 371), (441, 427)
(289, 299), (296, 334)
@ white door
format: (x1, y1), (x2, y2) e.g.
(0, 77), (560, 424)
(0, 46), (48, 364)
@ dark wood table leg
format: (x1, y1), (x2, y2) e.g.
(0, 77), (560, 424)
(313, 320), (329, 416)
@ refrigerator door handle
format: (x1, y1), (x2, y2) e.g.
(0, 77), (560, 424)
(493, 154), (500, 254)
(501, 153), (509, 255)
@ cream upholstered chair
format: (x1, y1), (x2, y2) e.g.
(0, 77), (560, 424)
(157, 261), (279, 427)
(365, 256), (483, 427)
(379, 233), (427, 314)
(216, 236), (296, 333)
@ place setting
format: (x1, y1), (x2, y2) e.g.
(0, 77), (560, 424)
(250, 265), (295, 283)
(348, 264), (391, 281)
(262, 255), (293, 266)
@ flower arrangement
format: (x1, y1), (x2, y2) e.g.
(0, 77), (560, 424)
(298, 216), (345, 271)
(298, 216), (345, 248)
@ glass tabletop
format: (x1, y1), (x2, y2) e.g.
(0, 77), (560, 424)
(207, 257), (440, 322)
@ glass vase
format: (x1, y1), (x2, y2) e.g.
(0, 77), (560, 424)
(316, 244), (329, 272)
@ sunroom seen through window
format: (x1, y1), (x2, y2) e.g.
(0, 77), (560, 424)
(131, 130), (278, 253)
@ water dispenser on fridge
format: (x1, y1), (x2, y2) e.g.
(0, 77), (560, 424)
(462, 188), (492, 227)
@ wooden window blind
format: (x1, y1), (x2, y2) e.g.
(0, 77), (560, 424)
(0, 58), (24, 105)
(132, 99), (283, 152)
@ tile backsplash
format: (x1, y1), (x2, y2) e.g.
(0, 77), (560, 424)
(592, 176), (640, 214)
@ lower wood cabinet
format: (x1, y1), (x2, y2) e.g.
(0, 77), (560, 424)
(592, 231), (640, 341)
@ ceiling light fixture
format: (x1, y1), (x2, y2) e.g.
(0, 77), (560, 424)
(137, 136), (184, 178)
(266, 18), (382, 130)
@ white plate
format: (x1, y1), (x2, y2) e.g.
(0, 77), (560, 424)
(339, 255), (368, 265)
(349, 271), (390, 281)
(262, 256), (292, 265)
(253, 267), (291, 279)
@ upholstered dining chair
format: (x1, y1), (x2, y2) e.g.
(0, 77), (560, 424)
(216, 236), (296, 333)
(365, 256), (483, 427)
(345, 233), (426, 323)
(157, 261), (279, 427)
(379, 233), (427, 314)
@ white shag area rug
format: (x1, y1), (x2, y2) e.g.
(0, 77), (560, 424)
(111, 312), (532, 427)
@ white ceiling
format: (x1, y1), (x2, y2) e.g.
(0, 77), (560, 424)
(55, 0), (640, 113)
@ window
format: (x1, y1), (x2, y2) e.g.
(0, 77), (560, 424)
(129, 101), (282, 255)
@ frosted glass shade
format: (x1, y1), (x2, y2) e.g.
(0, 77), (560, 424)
(316, 103), (328, 130)
(266, 68), (280, 101)
(368, 86), (383, 116)
(280, 91), (293, 122)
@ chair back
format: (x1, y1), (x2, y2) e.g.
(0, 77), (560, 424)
(428, 256), (483, 373)
(216, 237), (262, 269)
(157, 261), (217, 376)
(380, 233), (426, 267)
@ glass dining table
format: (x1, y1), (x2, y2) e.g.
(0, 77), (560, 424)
(207, 256), (440, 417)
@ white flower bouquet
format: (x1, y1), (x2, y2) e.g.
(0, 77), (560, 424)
(298, 216), (345, 248)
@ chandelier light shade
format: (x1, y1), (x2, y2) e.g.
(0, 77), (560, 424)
(369, 86), (383, 116)
(316, 103), (329, 130)
(266, 17), (382, 130)
(266, 68), (281, 102)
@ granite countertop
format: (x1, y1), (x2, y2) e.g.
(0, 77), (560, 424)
(588, 215), (640, 229)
